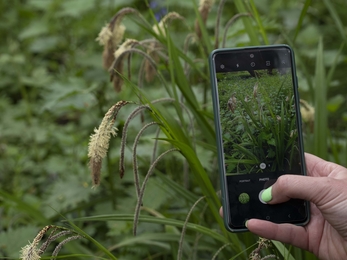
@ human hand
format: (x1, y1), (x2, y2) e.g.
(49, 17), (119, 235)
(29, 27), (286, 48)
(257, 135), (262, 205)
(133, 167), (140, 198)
(244, 153), (347, 260)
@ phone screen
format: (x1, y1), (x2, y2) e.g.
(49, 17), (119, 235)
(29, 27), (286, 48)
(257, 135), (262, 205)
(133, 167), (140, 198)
(210, 45), (309, 231)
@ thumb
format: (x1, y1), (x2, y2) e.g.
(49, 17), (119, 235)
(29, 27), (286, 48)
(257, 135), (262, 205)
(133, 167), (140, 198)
(261, 174), (337, 206)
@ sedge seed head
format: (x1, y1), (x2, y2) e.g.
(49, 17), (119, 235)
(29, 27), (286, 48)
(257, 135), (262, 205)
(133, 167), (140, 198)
(195, 0), (215, 38)
(98, 22), (126, 70)
(300, 99), (315, 123)
(198, 0), (215, 21)
(88, 123), (118, 186)
(96, 21), (126, 48)
(88, 107), (118, 186)
(88, 101), (130, 186)
(111, 22), (126, 48)
(199, 0), (215, 11)
(20, 226), (52, 260)
(114, 39), (138, 59)
(20, 241), (41, 260)
(153, 12), (183, 36)
(111, 39), (138, 91)
(96, 24), (113, 46)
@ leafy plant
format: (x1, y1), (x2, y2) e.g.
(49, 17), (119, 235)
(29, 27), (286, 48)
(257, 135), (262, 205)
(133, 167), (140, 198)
(0, 0), (346, 260)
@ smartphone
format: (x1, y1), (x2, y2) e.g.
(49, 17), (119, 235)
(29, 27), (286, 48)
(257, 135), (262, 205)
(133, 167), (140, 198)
(209, 45), (310, 232)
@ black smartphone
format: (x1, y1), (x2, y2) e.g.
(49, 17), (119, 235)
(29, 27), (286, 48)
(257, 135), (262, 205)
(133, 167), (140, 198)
(209, 45), (310, 232)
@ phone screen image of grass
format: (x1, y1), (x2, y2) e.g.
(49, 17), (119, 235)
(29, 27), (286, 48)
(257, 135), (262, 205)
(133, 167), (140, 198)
(217, 69), (302, 175)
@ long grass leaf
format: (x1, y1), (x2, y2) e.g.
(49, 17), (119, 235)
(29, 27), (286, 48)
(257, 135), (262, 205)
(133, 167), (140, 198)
(326, 42), (345, 86)
(66, 220), (118, 260)
(234, 0), (260, 45)
(155, 171), (202, 207)
(293, 0), (312, 43)
(191, 0), (213, 53)
(121, 67), (215, 145)
(281, 32), (314, 100)
(229, 242), (257, 260)
(159, 138), (222, 222)
(272, 241), (296, 260)
(40, 254), (111, 259)
(166, 34), (198, 108)
(249, 0), (269, 44)
(70, 214), (228, 244)
(109, 233), (215, 251)
(313, 38), (328, 159)
(322, 0), (347, 42)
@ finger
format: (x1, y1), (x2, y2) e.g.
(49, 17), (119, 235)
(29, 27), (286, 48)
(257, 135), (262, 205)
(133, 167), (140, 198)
(263, 174), (339, 206)
(304, 153), (326, 177)
(219, 207), (223, 217)
(247, 219), (309, 250)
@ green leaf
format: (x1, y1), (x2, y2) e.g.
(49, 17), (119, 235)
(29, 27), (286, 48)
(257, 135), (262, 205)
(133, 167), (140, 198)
(155, 171), (202, 207)
(313, 38), (328, 159)
(70, 214), (229, 244)
(234, 0), (260, 45)
(322, 0), (347, 42)
(293, 0), (312, 43)
(191, 0), (213, 52)
(249, 0), (269, 44)
(272, 241), (296, 260)
(66, 219), (118, 260)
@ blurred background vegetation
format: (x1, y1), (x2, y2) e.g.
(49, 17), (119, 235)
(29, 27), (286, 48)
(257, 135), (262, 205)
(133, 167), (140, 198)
(0, 0), (346, 259)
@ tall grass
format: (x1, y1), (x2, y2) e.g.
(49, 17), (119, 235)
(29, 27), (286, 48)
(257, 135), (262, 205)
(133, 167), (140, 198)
(71, 1), (324, 259)
(2, 0), (346, 259)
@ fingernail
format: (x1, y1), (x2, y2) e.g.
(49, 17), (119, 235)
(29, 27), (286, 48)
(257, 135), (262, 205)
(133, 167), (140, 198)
(245, 220), (249, 228)
(261, 186), (273, 202)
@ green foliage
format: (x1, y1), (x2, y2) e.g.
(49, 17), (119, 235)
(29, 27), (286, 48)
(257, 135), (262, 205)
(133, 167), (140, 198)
(0, 0), (346, 259)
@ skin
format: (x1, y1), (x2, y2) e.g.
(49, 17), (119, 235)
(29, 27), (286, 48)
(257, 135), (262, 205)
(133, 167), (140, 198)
(220, 153), (347, 260)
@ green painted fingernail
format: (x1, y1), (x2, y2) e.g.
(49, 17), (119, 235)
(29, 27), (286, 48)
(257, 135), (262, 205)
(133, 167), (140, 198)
(261, 186), (273, 202)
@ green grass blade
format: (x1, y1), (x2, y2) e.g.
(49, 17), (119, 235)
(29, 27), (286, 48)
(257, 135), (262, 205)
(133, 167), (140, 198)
(66, 220), (118, 260)
(121, 63), (216, 145)
(165, 34), (197, 107)
(293, 0), (312, 43)
(313, 38), (328, 159)
(160, 138), (222, 224)
(40, 254), (110, 259)
(234, 0), (260, 45)
(281, 32), (314, 100)
(326, 42), (345, 85)
(70, 214), (249, 256)
(249, 0), (269, 45)
(322, 0), (347, 42)
(229, 242), (257, 260)
(191, 0), (213, 53)
(155, 171), (202, 207)
(272, 241), (296, 260)
(109, 233), (214, 252)
(69, 214), (229, 244)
